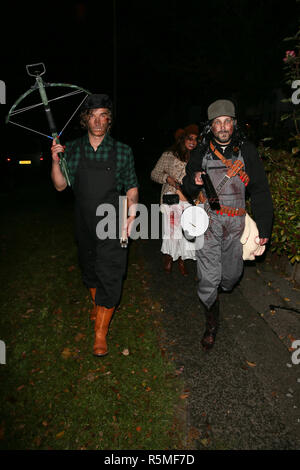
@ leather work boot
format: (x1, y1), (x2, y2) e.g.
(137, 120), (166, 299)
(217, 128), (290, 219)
(89, 287), (97, 321)
(163, 254), (173, 273)
(201, 298), (219, 351)
(93, 306), (115, 357)
(178, 257), (188, 276)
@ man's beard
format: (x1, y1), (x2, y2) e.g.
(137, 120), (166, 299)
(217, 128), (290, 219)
(214, 130), (232, 144)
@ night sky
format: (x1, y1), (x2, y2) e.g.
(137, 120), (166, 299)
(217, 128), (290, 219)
(1, 0), (299, 153)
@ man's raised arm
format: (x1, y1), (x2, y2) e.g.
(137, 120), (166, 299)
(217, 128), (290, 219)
(51, 139), (68, 192)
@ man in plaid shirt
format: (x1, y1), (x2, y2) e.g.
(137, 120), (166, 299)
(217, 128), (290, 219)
(51, 94), (138, 357)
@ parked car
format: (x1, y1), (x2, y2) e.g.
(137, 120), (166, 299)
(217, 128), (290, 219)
(0, 137), (50, 191)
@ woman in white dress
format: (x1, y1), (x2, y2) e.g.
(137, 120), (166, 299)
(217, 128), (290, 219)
(151, 124), (199, 275)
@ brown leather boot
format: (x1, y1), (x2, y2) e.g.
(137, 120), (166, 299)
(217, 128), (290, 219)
(178, 257), (188, 276)
(93, 306), (115, 356)
(163, 254), (173, 273)
(201, 298), (219, 351)
(89, 287), (97, 321)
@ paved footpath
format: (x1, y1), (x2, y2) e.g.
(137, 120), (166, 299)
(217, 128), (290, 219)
(135, 237), (300, 450)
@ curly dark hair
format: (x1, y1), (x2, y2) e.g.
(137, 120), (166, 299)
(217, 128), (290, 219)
(79, 109), (113, 133)
(199, 119), (247, 150)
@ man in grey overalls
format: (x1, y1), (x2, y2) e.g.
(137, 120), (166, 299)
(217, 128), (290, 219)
(51, 94), (139, 357)
(182, 100), (273, 350)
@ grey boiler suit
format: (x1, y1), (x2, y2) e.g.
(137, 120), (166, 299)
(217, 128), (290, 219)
(196, 150), (246, 309)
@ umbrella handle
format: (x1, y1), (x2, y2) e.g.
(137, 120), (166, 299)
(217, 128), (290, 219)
(26, 63), (46, 77)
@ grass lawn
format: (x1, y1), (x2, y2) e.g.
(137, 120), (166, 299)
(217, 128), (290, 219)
(0, 179), (186, 450)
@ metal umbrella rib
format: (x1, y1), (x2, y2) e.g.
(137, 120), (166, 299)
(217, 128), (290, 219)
(6, 63), (91, 186)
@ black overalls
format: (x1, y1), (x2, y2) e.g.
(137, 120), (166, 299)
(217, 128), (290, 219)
(73, 141), (128, 309)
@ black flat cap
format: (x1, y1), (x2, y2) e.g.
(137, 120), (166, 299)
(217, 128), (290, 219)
(81, 93), (113, 111)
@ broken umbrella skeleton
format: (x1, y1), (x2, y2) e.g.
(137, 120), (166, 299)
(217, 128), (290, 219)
(6, 63), (129, 247)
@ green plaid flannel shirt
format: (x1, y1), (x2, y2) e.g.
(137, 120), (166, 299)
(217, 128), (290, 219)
(64, 133), (138, 193)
